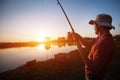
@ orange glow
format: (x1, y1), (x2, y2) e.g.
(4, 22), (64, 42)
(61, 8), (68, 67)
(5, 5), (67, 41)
(37, 44), (45, 50)
(36, 32), (47, 42)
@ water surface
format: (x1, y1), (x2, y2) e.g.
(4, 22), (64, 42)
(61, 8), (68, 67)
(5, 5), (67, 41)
(0, 44), (77, 72)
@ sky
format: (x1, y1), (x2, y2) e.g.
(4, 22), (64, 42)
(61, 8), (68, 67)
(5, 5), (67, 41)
(0, 0), (120, 42)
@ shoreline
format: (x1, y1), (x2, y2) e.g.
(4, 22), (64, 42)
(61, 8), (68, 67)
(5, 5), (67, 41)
(0, 40), (120, 80)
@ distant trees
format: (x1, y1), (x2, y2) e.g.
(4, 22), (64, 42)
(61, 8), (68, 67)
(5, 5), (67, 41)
(44, 37), (51, 50)
(57, 37), (66, 42)
(114, 34), (120, 41)
(56, 32), (74, 42)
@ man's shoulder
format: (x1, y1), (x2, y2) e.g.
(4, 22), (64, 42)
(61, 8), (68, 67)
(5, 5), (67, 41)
(96, 34), (114, 48)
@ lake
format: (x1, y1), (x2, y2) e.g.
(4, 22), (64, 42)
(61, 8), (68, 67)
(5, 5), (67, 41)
(0, 43), (77, 72)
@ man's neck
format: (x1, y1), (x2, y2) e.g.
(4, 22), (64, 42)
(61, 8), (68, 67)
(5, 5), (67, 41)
(98, 30), (110, 37)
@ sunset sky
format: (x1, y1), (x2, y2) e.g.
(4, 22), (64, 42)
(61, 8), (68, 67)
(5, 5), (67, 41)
(0, 0), (120, 42)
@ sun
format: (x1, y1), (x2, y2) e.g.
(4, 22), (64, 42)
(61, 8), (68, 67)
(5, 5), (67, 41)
(36, 32), (47, 42)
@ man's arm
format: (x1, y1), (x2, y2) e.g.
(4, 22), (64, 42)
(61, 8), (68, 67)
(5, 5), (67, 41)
(74, 35), (93, 69)
(73, 33), (94, 46)
(71, 32), (94, 70)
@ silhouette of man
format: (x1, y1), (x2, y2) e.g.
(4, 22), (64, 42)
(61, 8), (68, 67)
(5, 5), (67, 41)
(73, 14), (115, 80)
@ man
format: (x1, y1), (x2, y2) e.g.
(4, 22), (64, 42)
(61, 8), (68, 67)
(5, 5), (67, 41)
(73, 14), (115, 80)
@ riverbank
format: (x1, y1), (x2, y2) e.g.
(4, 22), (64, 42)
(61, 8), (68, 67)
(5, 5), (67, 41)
(0, 49), (86, 80)
(0, 40), (120, 80)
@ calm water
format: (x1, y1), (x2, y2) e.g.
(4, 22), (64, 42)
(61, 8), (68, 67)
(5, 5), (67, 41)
(0, 44), (77, 72)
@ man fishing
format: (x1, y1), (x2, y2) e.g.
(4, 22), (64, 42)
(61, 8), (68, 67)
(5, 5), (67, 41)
(57, 0), (115, 80)
(73, 14), (115, 80)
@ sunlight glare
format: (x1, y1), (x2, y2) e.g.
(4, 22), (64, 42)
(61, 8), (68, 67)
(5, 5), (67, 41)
(36, 32), (47, 42)
(37, 44), (45, 51)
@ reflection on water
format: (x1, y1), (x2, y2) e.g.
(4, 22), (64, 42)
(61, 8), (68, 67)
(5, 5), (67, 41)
(0, 43), (77, 72)
(37, 44), (45, 51)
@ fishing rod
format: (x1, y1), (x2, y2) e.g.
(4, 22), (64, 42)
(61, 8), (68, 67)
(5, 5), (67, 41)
(57, 0), (75, 33)
(57, 0), (89, 65)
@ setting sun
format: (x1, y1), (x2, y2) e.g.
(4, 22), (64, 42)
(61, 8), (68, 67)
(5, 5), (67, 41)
(36, 32), (47, 42)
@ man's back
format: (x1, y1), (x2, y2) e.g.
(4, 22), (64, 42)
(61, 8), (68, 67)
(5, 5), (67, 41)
(85, 34), (115, 79)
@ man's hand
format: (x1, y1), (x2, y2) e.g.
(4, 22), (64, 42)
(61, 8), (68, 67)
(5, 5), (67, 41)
(71, 32), (82, 40)
(71, 32), (93, 47)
